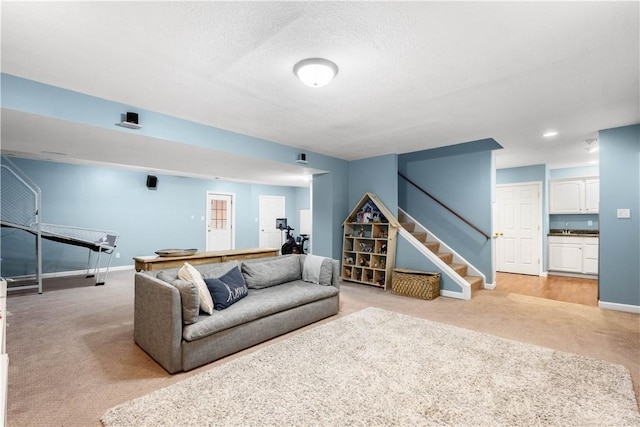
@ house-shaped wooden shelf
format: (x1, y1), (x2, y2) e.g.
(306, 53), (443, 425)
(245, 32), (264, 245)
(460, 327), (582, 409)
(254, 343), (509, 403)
(341, 193), (400, 290)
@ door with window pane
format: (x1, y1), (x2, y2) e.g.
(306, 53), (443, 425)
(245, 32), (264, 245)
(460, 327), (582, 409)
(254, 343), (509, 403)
(206, 193), (234, 251)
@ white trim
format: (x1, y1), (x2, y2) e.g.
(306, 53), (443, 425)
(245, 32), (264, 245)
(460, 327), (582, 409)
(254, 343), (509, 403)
(398, 227), (471, 300)
(598, 301), (640, 314)
(5, 264), (134, 281)
(548, 271), (597, 280)
(440, 289), (465, 299)
(494, 181), (544, 277)
(484, 282), (496, 290)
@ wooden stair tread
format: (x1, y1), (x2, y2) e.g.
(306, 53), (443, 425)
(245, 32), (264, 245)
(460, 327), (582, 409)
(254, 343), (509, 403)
(401, 222), (415, 232)
(449, 263), (468, 275)
(437, 252), (453, 263)
(465, 275), (484, 290)
(423, 241), (440, 251)
(411, 231), (427, 240)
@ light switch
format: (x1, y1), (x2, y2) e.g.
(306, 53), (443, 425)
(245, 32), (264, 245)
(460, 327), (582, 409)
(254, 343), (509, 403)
(617, 209), (631, 219)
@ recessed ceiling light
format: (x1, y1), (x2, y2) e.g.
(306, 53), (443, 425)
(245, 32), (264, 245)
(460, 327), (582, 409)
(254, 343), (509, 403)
(542, 131), (558, 138)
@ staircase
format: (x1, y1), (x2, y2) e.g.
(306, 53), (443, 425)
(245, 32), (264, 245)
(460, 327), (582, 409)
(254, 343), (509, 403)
(399, 212), (484, 294)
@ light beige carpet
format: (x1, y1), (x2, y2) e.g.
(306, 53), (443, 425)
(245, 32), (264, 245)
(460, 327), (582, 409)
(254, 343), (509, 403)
(101, 307), (640, 427)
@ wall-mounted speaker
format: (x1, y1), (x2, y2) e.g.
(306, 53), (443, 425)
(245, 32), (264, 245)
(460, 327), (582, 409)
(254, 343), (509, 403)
(146, 175), (158, 190)
(126, 112), (139, 124)
(296, 153), (308, 164)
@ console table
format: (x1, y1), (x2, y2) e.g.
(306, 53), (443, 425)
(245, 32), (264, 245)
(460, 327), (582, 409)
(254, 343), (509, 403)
(134, 247), (279, 272)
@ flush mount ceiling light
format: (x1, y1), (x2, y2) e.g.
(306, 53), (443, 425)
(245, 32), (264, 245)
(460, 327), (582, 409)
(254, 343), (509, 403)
(293, 58), (338, 88)
(542, 130), (558, 138)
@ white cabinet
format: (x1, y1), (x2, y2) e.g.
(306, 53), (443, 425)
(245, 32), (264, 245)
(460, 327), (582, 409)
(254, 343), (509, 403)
(582, 237), (599, 274)
(549, 178), (599, 214)
(548, 236), (598, 275)
(584, 179), (599, 213)
(548, 237), (583, 272)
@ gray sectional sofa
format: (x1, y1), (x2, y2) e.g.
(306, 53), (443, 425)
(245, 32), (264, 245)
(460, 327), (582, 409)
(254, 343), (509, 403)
(134, 254), (340, 373)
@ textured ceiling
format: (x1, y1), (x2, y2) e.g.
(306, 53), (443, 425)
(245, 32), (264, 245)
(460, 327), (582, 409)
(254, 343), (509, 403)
(1, 2), (638, 185)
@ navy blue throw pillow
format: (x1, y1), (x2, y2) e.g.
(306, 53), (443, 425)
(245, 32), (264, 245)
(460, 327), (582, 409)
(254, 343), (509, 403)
(204, 266), (248, 310)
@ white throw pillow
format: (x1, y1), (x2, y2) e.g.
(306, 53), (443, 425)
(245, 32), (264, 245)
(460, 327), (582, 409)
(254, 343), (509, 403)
(178, 262), (214, 315)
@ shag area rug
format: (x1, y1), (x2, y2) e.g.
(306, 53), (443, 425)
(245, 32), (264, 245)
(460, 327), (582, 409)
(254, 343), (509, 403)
(102, 307), (640, 426)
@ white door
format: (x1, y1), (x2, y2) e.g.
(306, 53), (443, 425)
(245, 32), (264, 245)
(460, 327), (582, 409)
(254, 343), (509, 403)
(259, 195), (285, 250)
(495, 183), (541, 275)
(206, 192), (234, 251)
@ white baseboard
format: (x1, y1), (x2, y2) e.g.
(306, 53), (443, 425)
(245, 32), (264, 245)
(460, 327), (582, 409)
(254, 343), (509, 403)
(548, 271), (597, 280)
(598, 301), (640, 314)
(440, 289), (464, 300)
(5, 264), (134, 281)
(484, 282), (496, 290)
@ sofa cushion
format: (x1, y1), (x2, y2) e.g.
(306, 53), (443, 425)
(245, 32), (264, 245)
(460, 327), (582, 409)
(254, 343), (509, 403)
(179, 262), (214, 315)
(241, 255), (301, 289)
(199, 261), (240, 280)
(183, 280), (338, 342)
(156, 271), (200, 325)
(204, 266), (248, 310)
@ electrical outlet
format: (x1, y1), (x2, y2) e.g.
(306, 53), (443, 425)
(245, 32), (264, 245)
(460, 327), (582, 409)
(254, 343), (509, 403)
(588, 220), (593, 226)
(115, 253), (120, 259)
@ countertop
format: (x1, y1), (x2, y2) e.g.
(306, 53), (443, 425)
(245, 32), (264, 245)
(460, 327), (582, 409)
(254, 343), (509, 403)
(548, 229), (599, 237)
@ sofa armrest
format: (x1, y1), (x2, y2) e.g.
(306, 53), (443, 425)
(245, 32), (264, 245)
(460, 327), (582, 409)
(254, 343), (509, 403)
(134, 272), (183, 373)
(331, 259), (341, 289)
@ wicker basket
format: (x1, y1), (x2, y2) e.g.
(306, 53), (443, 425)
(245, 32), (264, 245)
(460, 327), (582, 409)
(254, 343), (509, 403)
(392, 268), (440, 300)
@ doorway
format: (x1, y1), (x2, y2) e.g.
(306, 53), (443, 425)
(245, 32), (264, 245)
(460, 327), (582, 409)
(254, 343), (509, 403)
(259, 195), (285, 251)
(494, 182), (542, 275)
(494, 272), (597, 306)
(206, 192), (234, 251)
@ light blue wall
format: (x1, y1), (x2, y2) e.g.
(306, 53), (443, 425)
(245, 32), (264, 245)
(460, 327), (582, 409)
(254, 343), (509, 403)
(496, 164), (548, 185)
(0, 158), (305, 276)
(2, 74), (304, 164)
(548, 214), (598, 231)
(549, 165), (599, 179)
(398, 140), (498, 284)
(311, 165), (348, 258)
(598, 124), (640, 307)
(348, 154), (398, 214)
(1, 74), (349, 262)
